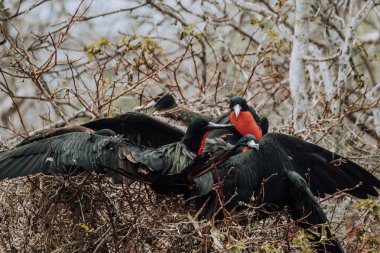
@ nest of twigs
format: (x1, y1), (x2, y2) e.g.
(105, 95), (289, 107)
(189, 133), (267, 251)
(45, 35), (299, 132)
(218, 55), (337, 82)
(0, 171), (379, 253)
(0, 172), (305, 252)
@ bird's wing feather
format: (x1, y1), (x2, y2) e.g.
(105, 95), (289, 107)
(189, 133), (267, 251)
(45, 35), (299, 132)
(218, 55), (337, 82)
(284, 170), (345, 253)
(129, 141), (195, 175)
(268, 133), (380, 198)
(16, 126), (92, 147)
(83, 112), (185, 147)
(0, 132), (146, 181)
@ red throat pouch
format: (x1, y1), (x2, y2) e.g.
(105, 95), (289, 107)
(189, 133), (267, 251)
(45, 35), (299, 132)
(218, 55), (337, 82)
(198, 131), (210, 155)
(230, 111), (262, 140)
(242, 146), (250, 152)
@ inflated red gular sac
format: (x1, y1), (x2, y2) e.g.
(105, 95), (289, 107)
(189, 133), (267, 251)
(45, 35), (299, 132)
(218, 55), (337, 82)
(229, 96), (267, 140)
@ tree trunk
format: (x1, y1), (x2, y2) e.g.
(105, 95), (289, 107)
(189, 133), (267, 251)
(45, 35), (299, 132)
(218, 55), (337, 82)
(289, 0), (314, 130)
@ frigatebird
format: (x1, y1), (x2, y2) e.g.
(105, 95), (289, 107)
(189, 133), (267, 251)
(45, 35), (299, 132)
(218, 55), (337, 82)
(2, 97), (379, 251)
(207, 96), (269, 143)
(137, 93), (269, 142)
(228, 96), (269, 137)
(0, 118), (234, 181)
(193, 134), (380, 253)
(12, 97), (378, 201)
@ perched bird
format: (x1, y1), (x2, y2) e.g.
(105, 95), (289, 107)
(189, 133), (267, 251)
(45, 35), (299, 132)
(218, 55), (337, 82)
(137, 93), (269, 143)
(0, 118), (233, 182)
(149, 134), (260, 196)
(125, 118), (235, 175)
(194, 133), (380, 252)
(228, 96), (269, 138)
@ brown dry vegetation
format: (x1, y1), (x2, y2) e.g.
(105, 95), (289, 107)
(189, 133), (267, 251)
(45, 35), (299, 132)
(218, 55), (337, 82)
(1, 1), (380, 252)
(0, 169), (379, 252)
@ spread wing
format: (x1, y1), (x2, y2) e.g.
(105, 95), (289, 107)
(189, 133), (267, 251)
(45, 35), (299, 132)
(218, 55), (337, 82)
(194, 133), (380, 219)
(17, 112), (184, 149)
(268, 133), (380, 198)
(82, 112), (185, 147)
(16, 126), (93, 147)
(0, 132), (146, 182)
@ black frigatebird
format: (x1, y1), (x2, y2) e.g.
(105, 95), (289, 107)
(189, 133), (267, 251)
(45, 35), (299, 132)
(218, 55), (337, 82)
(207, 96), (269, 143)
(136, 93), (269, 142)
(193, 134), (380, 253)
(228, 96), (269, 137)
(0, 118), (234, 182)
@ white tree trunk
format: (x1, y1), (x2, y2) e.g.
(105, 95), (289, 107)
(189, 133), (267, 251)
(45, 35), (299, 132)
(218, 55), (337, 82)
(333, 0), (380, 115)
(366, 83), (380, 137)
(289, 0), (314, 130)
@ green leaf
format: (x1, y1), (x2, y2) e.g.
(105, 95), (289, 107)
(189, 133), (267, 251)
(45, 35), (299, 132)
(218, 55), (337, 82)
(372, 204), (379, 217)
(251, 16), (262, 26)
(354, 199), (375, 209)
(77, 223), (96, 233)
(52, 84), (59, 93)
(84, 37), (113, 59)
(227, 241), (247, 253)
(179, 24), (203, 40)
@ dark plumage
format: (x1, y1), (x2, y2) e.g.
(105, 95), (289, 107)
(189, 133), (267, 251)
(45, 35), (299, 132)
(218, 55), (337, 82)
(149, 134), (259, 196)
(193, 133), (379, 252)
(127, 118), (235, 175)
(18, 112), (185, 149)
(135, 93), (213, 124)
(135, 94), (268, 141)
(0, 130), (127, 181)
(195, 133), (380, 209)
(83, 112), (185, 147)
(0, 118), (234, 183)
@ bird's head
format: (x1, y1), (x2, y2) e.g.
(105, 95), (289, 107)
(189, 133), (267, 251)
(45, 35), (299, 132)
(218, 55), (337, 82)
(236, 134), (260, 152)
(133, 93), (177, 112)
(230, 96), (249, 119)
(184, 118), (235, 155)
(153, 93), (177, 111)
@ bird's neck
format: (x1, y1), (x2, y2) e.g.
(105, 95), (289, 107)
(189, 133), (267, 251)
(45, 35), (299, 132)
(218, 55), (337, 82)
(183, 131), (209, 155)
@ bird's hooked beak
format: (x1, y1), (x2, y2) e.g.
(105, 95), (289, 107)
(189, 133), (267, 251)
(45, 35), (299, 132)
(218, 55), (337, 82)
(133, 100), (156, 111)
(205, 122), (235, 131)
(233, 104), (242, 119)
(247, 139), (260, 150)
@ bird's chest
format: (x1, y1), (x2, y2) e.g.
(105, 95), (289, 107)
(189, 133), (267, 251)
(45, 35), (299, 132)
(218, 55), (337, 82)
(230, 111), (260, 136)
(251, 151), (287, 202)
